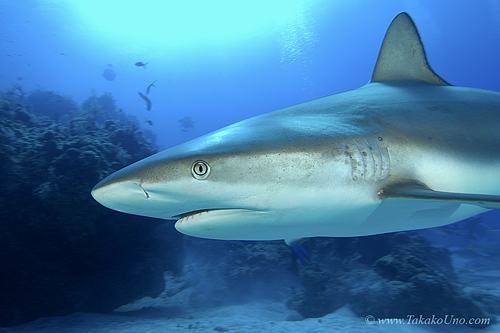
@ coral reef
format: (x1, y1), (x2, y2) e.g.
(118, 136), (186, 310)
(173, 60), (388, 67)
(136, 232), (497, 329)
(25, 89), (78, 122)
(0, 88), (183, 327)
(285, 233), (494, 329)
(81, 91), (116, 113)
(80, 91), (157, 144)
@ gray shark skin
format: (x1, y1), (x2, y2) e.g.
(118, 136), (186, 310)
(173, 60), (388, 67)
(91, 13), (500, 245)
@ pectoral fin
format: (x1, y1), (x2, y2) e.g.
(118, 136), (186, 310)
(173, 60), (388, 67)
(379, 183), (500, 210)
(285, 237), (309, 247)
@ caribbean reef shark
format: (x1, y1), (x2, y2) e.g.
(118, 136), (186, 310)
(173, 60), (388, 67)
(92, 13), (500, 245)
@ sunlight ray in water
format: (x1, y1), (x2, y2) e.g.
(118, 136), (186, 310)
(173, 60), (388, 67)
(66, 0), (308, 46)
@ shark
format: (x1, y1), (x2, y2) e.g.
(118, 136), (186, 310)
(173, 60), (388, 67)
(91, 13), (500, 246)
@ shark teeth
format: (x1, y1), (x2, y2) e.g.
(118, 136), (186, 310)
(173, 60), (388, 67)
(175, 208), (258, 224)
(176, 209), (210, 223)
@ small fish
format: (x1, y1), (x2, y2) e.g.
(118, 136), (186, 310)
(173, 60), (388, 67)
(178, 116), (196, 132)
(138, 92), (152, 111)
(146, 80), (157, 94)
(143, 117), (153, 126)
(102, 68), (116, 81)
(135, 62), (149, 69)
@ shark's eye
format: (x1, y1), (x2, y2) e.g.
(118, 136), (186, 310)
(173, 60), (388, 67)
(191, 160), (210, 180)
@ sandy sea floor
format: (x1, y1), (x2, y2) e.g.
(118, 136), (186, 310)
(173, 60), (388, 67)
(1, 300), (498, 333)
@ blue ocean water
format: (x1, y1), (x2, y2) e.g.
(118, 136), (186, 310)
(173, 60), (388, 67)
(2, 0), (499, 149)
(2, 0), (500, 331)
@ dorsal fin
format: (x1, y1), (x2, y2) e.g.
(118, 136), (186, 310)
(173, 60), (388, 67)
(371, 12), (450, 85)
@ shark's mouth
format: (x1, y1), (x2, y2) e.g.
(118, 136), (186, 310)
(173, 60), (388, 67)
(173, 208), (270, 241)
(173, 208), (263, 224)
(172, 208), (241, 220)
(172, 209), (214, 220)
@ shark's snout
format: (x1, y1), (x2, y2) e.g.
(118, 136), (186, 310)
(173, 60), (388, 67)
(91, 178), (148, 213)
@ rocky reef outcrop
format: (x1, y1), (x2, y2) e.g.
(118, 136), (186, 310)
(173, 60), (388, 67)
(285, 234), (493, 328)
(0, 88), (183, 327)
(181, 233), (496, 329)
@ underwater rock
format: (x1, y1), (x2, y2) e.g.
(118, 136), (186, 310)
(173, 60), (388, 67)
(470, 292), (500, 316)
(13, 106), (37, 125)
(0, 89), (182, 327)
(286, 265), (347, 318)
(26, 89), (78, 121)
(285, 233), (493, 328)
(82, 92), (116, 113)
(33, 181), (61, 203)
(179, 230), (494, 329)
